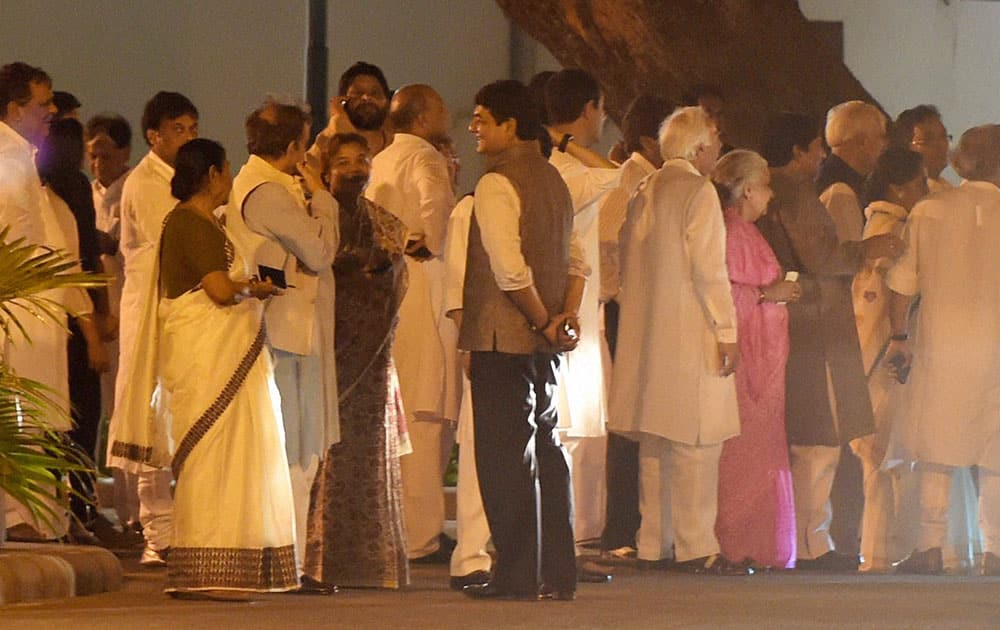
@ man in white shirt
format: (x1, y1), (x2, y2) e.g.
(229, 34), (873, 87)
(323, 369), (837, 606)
(225, 97), (339, 578)
(597, 94), (674, 560)
(107, 91), (198, 567)
(85, 113), (138, 534)
(886, 124), (1000, 577)
(365, 84), (458, 563)
(609, 106), (750, 575)
(543, 70), (619, 573)
(461, 79), (585, 600)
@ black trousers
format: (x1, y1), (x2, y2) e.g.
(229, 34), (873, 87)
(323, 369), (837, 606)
(67, 318), (101, 522)
(470, 351), (576, 594)
(599, 299), (641, 550)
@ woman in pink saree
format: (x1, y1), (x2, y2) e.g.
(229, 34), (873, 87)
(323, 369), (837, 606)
(712, 150), (801, 569)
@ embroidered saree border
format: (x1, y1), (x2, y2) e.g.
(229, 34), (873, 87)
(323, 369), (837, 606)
(109, 440), (154, 464)
(171, 321), (267, 478)
(167, 544), (298, 591)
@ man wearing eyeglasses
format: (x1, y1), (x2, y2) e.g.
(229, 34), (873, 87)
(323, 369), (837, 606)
(892, 105), (952, 193)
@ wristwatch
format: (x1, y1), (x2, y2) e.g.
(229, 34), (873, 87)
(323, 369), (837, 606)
(558, 133), (573, 152)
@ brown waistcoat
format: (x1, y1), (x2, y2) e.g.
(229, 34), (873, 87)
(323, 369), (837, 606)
(459, 142), (573, 354)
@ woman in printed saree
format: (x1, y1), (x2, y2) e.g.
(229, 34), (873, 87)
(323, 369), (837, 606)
(117, 138), (295, 600)
(304, 132), (410, 589)
(711, 150), (801, 569)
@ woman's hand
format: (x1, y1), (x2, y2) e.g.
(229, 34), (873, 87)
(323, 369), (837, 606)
(247, 277), (283, 300)
(761, 279), (801, 303)
(863, 233), (905, 261)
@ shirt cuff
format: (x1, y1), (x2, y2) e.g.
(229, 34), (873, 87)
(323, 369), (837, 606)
(885, 268), (918, 297)
(715, 327), (737, 344)
(495, 266), (534, 292)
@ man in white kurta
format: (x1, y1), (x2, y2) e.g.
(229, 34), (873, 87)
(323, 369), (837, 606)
(544, 69), (620, 548)
(365, 84), (458, 561)
(107, 91), (198, 565)
(225, 100), (339, 574)
(885, 124), (1000, 576)
(0, 62), (73, 535)
(609, 106), (745, 573)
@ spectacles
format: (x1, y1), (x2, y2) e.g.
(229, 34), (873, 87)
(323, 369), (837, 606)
(911, 134), (952, 146)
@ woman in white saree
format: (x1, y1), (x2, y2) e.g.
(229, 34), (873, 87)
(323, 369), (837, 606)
(116, 139), (295, 600)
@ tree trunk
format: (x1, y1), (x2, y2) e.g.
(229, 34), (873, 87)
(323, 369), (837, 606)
(496, 0), (876, 149)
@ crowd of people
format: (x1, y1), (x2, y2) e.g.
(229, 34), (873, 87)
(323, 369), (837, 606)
(2, 55), (999, 603)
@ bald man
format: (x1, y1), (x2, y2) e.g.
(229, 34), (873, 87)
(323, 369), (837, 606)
(365, 84), (459, 564)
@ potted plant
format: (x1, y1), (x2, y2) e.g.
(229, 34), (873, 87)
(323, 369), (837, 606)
(0, 227), (106, 545)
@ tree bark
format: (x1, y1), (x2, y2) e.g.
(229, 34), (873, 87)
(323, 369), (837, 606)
(497, 0), (876, 149)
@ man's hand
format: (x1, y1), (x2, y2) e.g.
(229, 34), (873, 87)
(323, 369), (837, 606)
(296, 160), (325, 197)
(86, 335), (110, 373)
(862, 233), (905, 261)
(717, 342), (739, 377)
(96, 312), (119, 342)
(885, 339), (913, 384)
(325, 97), (357, 136)
(541, 312), (580, 352)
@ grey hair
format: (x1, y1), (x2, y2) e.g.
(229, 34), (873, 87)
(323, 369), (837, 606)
(825, 100), (884, 148)
(951, 124), (1000, 182)
(711, 150), (769, 207)
(659, 106), (714, 162)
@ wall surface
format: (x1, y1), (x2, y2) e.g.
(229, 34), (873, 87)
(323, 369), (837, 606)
(798, 0), (1000, 161)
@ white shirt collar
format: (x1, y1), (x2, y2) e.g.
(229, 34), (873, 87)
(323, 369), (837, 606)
(960, 179), (1000, 194)
(630, 152), (657, 175)
(663, 157), (702, 176)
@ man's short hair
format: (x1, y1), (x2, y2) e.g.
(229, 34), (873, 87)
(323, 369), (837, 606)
(659, 106), (714, 162)
(141, 91), (198, 144)
(760, 111), (823, 167)
(825, 100), (885, 148)
(544, 68), (600, 125)
(245, 96), (311, 158)
(951, 124), (1000, 182)
(622, 94), (675, 155)
(891, 104), (941, 147)
(85, 113), (132, 149)
(475, 80), (542, 142)
(338, 61), (390, 98)
(0, 62), (51, 114)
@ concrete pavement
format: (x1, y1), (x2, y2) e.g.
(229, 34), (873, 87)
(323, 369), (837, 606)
(2, 555), (1000, 628)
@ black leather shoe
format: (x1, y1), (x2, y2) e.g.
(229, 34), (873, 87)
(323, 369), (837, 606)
(796, 551), (861, 572)
(894, 547), (943, 575)
(450, 570), (491, 590)
(412, 534), (458, 564)
(671, 554), (754, 576)
(538, 584), (576, 601)
(577, 567), (612, 583)
(462, 582), (538, 601)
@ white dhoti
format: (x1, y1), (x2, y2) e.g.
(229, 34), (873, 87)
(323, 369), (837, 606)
(450, 376), (492, 577)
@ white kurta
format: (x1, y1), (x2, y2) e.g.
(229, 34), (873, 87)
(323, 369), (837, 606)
(366, 133), (457, 422)
(885, 181), (1000, 470)
(608, 159), (739, 446)
(549, 149), (619, 438)
(108, 150), (177, 471)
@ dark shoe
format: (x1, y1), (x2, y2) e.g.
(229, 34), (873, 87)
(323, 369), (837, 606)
(461, 582), (538, 601)
(411, 534), (458, 564)
(289, 575), (338, 595)
(449, 570), (491, 591)
(795, 551), (860, 572)
(981, 552), (1000, 577)
(636, 558), (673, 571)
(577, 567), (612, 583)
(671, 554), (754, 576)
(169, 589), (253, 602)
(538, 584), (576, 601)
(894, 547), (943, 575)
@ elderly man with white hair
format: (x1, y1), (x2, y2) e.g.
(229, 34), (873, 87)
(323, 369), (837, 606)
(818, 101), (888, 243)
(608, 106), (749, 575)
(886, 124), (1000, 576)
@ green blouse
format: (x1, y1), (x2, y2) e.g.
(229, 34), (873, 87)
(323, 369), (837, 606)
(159, 206), (230, 299)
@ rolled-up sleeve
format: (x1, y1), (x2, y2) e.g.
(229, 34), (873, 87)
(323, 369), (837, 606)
(474, 173), (533, 291)
(244, 183), (339, 272)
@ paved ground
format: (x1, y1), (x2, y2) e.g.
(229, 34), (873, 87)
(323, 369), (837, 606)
(3, 557), (1000, 629)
